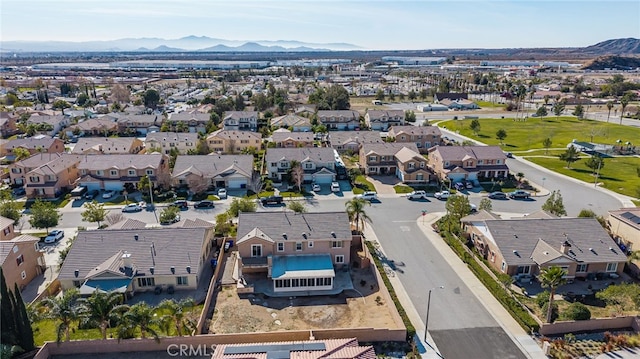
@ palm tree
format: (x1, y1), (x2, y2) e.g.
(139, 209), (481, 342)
(620, 95), (630, 125)
(539, 266), (567, 323)
(77, 290), (127, 340)
(345, 198), (372, 233)
(157, 299), (195, 336)
(117, 302), (160, 341)
(606, 101), (613, 123)
(40, 289), (83, 342)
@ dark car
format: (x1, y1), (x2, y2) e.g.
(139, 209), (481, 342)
(488, 191), (508, 199)
(170, 200), (189, 210)
(260, 195), (283, 205)
(508, 190), (531, 199)
(84, 190), (99, 200)
(194, 200), (214, 209)
(12, 187), (26, 197)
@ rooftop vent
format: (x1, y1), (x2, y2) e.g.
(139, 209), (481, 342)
(302, 233), (307, 239)
(150, 267), (154, 274)
(134, 234), (139, 241)
(170, 266), (175, 274)
(282, 233), (287, 239)
(186, 266), (191, 274)
(331, 231), (336, 238)
(74, 269), (79, 278)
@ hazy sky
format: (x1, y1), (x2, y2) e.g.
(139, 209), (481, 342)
(1, 0), (639, 50)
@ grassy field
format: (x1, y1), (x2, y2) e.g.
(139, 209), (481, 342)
(353, 175), (375, 194)
(446, 116), (640, 152)
(476, 100), (506, 109)
(526, 156), (640, 198)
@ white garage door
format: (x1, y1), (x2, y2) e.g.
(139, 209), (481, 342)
(313, 173), (334, 184)
(227, 178), (247, 189)
(103, 182), (124, 191)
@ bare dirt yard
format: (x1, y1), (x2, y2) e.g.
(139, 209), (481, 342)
(208, 266), (402, 334)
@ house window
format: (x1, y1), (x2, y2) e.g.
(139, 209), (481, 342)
(606, 262), (618, 272)
(11, 168), (21, 173)
(110, 170), (118, 176)
(408, 162), (415, 169)
(576, 264), (588, 273)
(490, 251), (495, 262)
(444, 161), (450, 167)
(96, 170), (103, 176)
(369, 156), (377, 162)
(251, 244), (262, 257)
(417, 174), (424, 180)
(305, 163), (313, 169)
(270, 162), (277, 167)
(137, 277), (155, 287)
(308, 241), (313, 248)
(516, 266), (530, 274)
(3, 227), (11, 236)
(497, 160), (501, 164)
(420, 162), (425, 168)
(277, 242), (284, 252)
(29, 176), (40, 182)
(332, 241), (342, 248)
(16, 254), (24, 266)
(296, 242), (303, 251)
(128, 170), (135, 176)
(177, 276), (189, 286)
(478, 160), (483, 165)
(146, 169), (154, 175)
(501, 261), (506, 272)
(72, 280), (81, 288)
(21, 271), (26, 280)
(335, 255), (345, 264)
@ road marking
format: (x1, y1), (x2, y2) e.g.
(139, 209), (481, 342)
(392, 220), (418, 223)
(399, 226), (411, 232)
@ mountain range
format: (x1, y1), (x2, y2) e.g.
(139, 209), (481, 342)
(0, 36), (361, 52)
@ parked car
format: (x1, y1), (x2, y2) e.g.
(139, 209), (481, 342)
(260, 195), (283, 205)
(194, 200), (215, 209)
(44, 230), (64, 244)
(122, 203), (143, 213)
(356, 191), (378, 201)
(465, 181), (474, 189)
(470, 203), (477, 212)
(454, 182), (465, 191)
(12, 187), (26, 197)
(434, 190), (451, 200)
(508, 190), (531, 199)
(170, 200), (189, 210)
(331, 182), (340, 193)
(102, 190), (116, 199)
(406, 190), (427, 200)
(217, 188), (227, 199)
(84, 190), (99, 200)
(505, 152), (514, 158)
(312, 183), (321, 192)
(488, 191), (508, 200)
(160, 214), (181, 225)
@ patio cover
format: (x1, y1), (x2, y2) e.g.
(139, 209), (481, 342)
(271, 254), (335, 279)
(79, 278), (132, 295)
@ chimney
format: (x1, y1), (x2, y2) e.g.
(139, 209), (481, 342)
(560, 240), (571, 255)
(122, 252), (132, 269)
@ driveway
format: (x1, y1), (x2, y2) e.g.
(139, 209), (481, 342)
(367, 175), (401, 195)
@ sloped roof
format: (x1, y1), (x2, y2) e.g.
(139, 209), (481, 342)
(0, 215), (14, 230)
(461, 210), (501, 222)
(361, 142), (419, 157)
(393, 146), (423, 163)
(71, 137), (141, 154)
(223, 111), (258, 120)
(389, 125), (441, 137)
(272, 131), (314, 143)
(316, 110), (360, 120)
(365, 110), (404, 120)
(169, 112), (209, 122)
(208, 130), (262, 141)
(237, 212), (351, 243)
(212, 338), (375, 359)
(328, 131), (382, 146)
(609, 207), (640, 231)
(172, 154), (254, 179)
(27, 154), (82, 176)
(265, 147), (336, 164)
(4, 136), (60, 150)
(430, 145), (506, 161)
(271, 114), (312, 127)
(107, 218), (147, 230)
(77, 153), (165, 171)
(10, 153), (63, 168)
(0, 234), (40, 265)
(146, 131), (199, 144)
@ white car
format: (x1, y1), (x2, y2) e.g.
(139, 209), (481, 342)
(44, 230), (64, 244)
(312, 184), (321, 192)
(218, 188), (227, 199)
(434, 190), (451, 200)
(331, 182), (340, 193)
(102, 190), (116, 199)
(470, 203), (477, 212)
(122, 203), (143, 213)
(406, 190), (427, 200)
(356, 191), (378, 201)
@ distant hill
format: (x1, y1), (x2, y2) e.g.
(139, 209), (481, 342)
(582, 38), (640, 55)
(197, 42), (329, 52)
(582, 55), (640, 70)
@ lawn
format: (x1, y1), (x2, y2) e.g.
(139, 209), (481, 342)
(393, 185), (414, 194)
(476, 100), (506, 109)
(447, 116), (640, 152)
(526, 156), (640, 198)
(352, 175), (375, 194)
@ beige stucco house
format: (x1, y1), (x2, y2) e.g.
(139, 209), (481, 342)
(207, 130), (262, 154)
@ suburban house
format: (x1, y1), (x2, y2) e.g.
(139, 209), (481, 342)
(9, 153), (64, 187)
(22, 154), (82, 198)
(171, 154), (255, 191)
(608, 208), (640, 252)
(145, 132), (199, 155)
(222, 111), (258, 131)
(116, 114), (162, 135)
(438, 98), (479, 110)
(58, 228), (214, 296)
(427, 145), (508, 183)
(328, 131), (382, 153)
(64, 118), (118, 137)
(71, 137), (144, 155)
(0, 136), (65, 157)
(364, 110), (405, 131)
(434, 93), (469, 102)
(207, 130), (262, 154)
(0, 112), (18, 137)
(359, 142), (432, 181)
(26, 114), (69, 136)
(212, 338), (375, 359)
(236, 211), (352, 295)
(317, 110), (361, 130)
(388, 125), (442, 153)
(1, 234), (46, 292)
(270, 114), (312, 132)
(265, 147), (336, 183)
(271, 129), (315, 148)
(0, 216), (16, 242)
(168, 112), (209, 133)
(462, 217), (626, 279)
(294, 104), (317, 117)
(77, 153), (170, 192)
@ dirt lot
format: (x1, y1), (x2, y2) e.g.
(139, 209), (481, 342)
(208, 266), (402, 334)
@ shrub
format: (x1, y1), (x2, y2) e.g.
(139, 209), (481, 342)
(565, 302), (591, 321)
(537, 290), (550, 308)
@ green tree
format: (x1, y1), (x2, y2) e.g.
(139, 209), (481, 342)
(0, 200), (22, 226)
(52, 100), (71, 115)
(577, 209), (608, 229)
(345, 198), (371, 233)
(539, 266), (567, 323)
(13, 147), (31, 161)
(572, 104), (584, 119)
(81, 200), (108, 228)
(159, 206), (180, 224)
(28, 200), (62, 232)
(234, 93), (245, 111)
(596, 283), (640, 314)
(620, 94), (630, 125)
(214, 212), (233, 237)
(469, 119), (481, 135)
(565, 302), (591, 321)
(142, 89), (160, 109)
(478, 198), (492, 211)
(606, 101), (613, 123)
(137, 175), (152, 194)
(227, 198), (257, 217)
(552, 100), (565, 119)
(76, 93), (90, 107)
(496, 128), (507, 145)
(324, 84), (351, 110)
(117, 303), (160, 341)
(77, 291), (126, 340)
(535, 106), (548, 117)
(40, 289), (82, 342)
(1, 268), (35, 352)
(408, 90), (417, 101)
(252, 93), (270, 111)
(404, 110), (417, 123)
(445, 195), (472, 221)
(288, 201), (307, 213)
(585, 154), (605, 175)
(542, 137), (552, 155)
(542, 190), (567, 216)
(157, 298), (195, 336)
(559, 145), (581, 169)
(375, 89), (385, 102)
